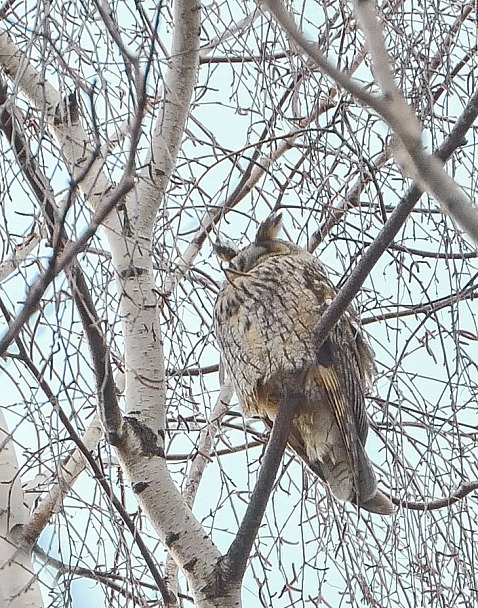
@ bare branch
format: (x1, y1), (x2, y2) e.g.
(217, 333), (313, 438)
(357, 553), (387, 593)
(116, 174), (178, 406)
(0, 78), (120, 492)
(312, 74), (478, 362)
(20, 415), (103, 543)
(221, 380), (299, 587)
(0, 29), (113, 214)
(0, 178), (133, 358)
(309, 3), (477, 250)
(162, 32), (373, 299)
(362, 282), (478, 325)
(393, 481), (478, 511)
(353, 0), (478, 243)
(0, 61), (152, 357)
(262, 0), (478, 244)
(165, 382), (233, 601)
(2, 337), (171, 602)
(0, 229), (42, 283)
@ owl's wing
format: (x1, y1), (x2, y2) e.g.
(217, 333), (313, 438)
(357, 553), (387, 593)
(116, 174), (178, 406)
(260, 318), (388, 513)
(310, 361), (362, 494)
(330, 320), (375, 444)
(311, 300), (387, 507)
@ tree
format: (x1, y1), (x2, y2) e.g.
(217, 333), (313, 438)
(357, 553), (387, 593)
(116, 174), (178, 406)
(0, 0), (477, 606)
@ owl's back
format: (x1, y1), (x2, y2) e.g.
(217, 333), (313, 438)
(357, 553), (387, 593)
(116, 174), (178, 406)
(214, 215), (393, 515)
(216, 250), (339, 407)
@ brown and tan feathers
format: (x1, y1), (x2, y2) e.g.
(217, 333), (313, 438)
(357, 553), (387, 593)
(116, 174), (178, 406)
(214, 213), (393, 515)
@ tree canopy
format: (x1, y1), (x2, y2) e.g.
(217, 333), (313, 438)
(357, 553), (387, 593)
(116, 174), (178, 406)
(0, 1), (477, 606)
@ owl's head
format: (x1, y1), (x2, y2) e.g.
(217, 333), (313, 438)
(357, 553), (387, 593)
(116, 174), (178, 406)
(214, 213), (293, 273)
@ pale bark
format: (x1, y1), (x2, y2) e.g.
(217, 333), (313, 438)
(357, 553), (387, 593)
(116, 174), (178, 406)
(103, 1), (228, 603)
(0, 408), (44, 608)
(195, 590), (242, 608)
(19, 416), (103, 545)
(0, 30), (112, 213)
(0, 28), (127, 267)
(0, 230), (42, 283)
(138, 0), (201, 232)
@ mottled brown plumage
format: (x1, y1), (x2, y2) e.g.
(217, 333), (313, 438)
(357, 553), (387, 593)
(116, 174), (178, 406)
(214, 213), (393, 515)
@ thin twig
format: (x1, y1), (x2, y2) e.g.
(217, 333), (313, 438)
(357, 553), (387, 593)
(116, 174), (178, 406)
(362, 283), (478, 325)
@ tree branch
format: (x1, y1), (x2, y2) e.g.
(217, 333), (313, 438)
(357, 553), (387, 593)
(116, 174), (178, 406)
(220, 381), (299, 587)
(362, 282), (478, 325)
(392, 481), (478, 511)
(165, 382), (233, 601)
(313, 77), (478, 350)
(96, 3), (225, 600)
(0, 229), (42, 283)
(1, 336), (172, 603)
(161, 27), (373, 303)
(0, 77), (170, 596)
(0, 180), (134, 359)
(0, 409), (43, 607)
(0, 29), (113, 214)
(310, 7), (476, 252)
(262, 0), (478, 245)
(213, 42), (478, 589)
(0, 74), (122, 458)
(352, 0), (478, 243)
(139, 0), (201, 230)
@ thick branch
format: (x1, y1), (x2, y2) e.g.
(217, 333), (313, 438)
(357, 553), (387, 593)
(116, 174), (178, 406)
(2, 338), (171, 602)
(220, 381), (299, 587)
(313, 77), (478, 350)
(68, 264), (123, 442)
(0, 29), (113, 213)
(139, 0), (200, 229)
(0, 409), (43, 608)
(101, 2), (224, 597)
(0, 187), (133, 359)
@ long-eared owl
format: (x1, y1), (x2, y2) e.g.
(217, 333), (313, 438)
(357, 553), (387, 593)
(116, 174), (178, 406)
(214, 213), (393, 515)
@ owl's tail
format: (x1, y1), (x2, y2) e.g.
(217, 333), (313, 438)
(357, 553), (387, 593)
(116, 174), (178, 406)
(310, 441), (394, 515)
(359, 488), (395, 515)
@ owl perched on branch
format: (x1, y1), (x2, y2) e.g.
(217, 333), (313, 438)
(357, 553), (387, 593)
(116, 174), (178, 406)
(214, 213), (393, 515)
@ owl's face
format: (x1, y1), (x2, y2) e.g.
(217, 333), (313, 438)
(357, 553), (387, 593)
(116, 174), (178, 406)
(214, 213), (294, 274)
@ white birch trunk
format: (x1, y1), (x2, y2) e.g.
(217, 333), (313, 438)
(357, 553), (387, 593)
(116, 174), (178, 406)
(0, 408), (44, 608)
(108, 1), (237, 603)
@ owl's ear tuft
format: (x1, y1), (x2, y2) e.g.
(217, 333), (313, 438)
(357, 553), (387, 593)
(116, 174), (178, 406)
(255, 212), (283, 244)
(214, 239), (238, 262)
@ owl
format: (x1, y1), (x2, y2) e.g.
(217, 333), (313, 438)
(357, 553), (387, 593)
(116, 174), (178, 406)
(213, 213), (393, 515)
